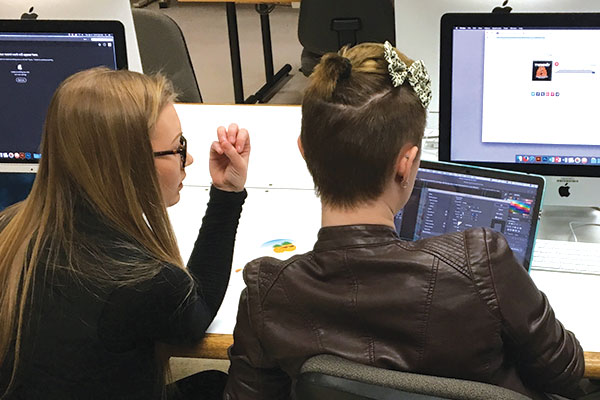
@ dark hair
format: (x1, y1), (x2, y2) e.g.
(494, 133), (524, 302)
(300, 42), (427, 208)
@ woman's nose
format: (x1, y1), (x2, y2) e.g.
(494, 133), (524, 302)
(185, 152), (194, 167)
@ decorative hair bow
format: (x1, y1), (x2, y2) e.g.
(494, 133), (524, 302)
(383, 41), (432, 109)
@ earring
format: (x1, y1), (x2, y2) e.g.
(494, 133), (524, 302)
(399, 177), (409, 189)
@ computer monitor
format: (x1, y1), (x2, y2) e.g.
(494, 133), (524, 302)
(0, 0), (142, 72)
(0, 19), (127, 170)
(394, 0), (600, 113)
(438, 13), (600, 208)
(0, 172), (36, 211)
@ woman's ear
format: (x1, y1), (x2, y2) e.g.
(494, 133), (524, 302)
(395, 145), (419, 183)
(297, 136), (305, 160)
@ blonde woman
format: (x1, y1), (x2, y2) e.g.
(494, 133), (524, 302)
(0, 68), (250, 399)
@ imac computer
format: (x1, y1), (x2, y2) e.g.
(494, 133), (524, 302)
(438, 12), (600, 209)
(394, 0), (600, 113)
(0, 19), (127, 209)
(0, 0), (142, 72)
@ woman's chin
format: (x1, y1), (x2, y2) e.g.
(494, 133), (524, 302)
(166, 193), (181, 208)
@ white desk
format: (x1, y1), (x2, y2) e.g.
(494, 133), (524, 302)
(169, 104), (600, 374)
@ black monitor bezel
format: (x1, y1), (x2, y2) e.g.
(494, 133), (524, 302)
(0, 19), (127, 69)
(439, 12), (600, 177)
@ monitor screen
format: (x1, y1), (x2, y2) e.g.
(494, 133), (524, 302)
(0, 172), (36, 211)
(394, 0), (600, 113)
(439, 14), (600, 185)
(395, 161), (544, 269)
(0, 19), (127, 164)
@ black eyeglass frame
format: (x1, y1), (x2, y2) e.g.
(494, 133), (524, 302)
(153, 135), (187, 169)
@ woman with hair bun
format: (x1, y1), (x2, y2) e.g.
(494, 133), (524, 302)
(0, 67), (250, 399)
(224, 43), (593, 400)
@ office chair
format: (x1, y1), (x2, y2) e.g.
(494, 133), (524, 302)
(132, 8), (202, 103)
(132, 0), (170, 9)
(296, 355), (531, 400)
(297, 0), (396, 76)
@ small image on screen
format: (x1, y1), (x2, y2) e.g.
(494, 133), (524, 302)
(0, 173), (36, 211)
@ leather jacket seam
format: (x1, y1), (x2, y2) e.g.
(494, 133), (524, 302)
(396, 241), (470, 279)
(417, 257), (439, 365)
(313, 239), (398, 253)
(278, 270), (324, 351)
(481, 229), (504, 323)
(463, 230), (503, 329)
(258, 254), (313, 307)
(342, 250), (375, 364)
(467, 229), (502, 378)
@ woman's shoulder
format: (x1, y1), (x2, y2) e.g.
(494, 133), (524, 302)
(401, 227), (511, 273)
(241, 254), (306, 299)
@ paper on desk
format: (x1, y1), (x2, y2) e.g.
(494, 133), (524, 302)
(168, 186), (322, 335)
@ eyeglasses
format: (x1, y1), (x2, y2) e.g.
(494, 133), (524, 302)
(153, 135), (187, 169)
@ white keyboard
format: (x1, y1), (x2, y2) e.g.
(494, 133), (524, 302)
(531, 239), (600, 275)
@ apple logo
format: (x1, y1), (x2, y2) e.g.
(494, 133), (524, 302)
(21, 6), (38, 20)
(558, 183), (571, 198)
(492, 0), (513, 13)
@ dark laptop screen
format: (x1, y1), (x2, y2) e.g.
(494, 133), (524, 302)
(0, 20), (126, 163)
(394, 161), (544, 269)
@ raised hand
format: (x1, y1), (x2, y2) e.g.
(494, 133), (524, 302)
(209, 123), (250, 192)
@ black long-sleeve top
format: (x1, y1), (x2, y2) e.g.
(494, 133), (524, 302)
(1, 186), (246, 399)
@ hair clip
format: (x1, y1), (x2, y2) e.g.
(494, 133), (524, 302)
(383, 41), (432, 109)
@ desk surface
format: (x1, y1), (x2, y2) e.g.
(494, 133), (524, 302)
(171, 104), (600, 378)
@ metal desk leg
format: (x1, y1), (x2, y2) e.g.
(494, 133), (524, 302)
(259, 4), (275, 83)
(244, 4), (292, 104)
(225, 3), (244, 103)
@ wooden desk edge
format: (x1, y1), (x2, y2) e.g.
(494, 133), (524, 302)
(585, 352), (600, 379)
(168, 334), (232, 360)
(173, 335), (600, 379)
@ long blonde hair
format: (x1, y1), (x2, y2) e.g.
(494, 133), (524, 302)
(0, 67), (185, 393)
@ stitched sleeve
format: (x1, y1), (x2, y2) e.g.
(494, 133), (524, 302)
(477, 228), (585, 398)
(224, 261), (292, 400)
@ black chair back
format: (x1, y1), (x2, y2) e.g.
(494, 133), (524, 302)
(298, 0), (395, 54)
(132, 8), (202, 103)
(295, 355), (532, 400)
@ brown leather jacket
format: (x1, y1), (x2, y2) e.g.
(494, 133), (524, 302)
(224, 225), (585, 400)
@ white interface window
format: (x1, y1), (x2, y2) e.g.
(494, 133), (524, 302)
(481, 29), (600, 146)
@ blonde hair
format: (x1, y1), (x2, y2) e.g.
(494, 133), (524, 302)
(0, 67), (185, 394)
(300, 43), (427, 208)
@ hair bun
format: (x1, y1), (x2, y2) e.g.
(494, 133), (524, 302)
(320, 53), (352, 81)
(339, 57), (352, 80)
(308, 53), (353, 100)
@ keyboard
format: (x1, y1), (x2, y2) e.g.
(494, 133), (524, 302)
(531, 239), (600, 275)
